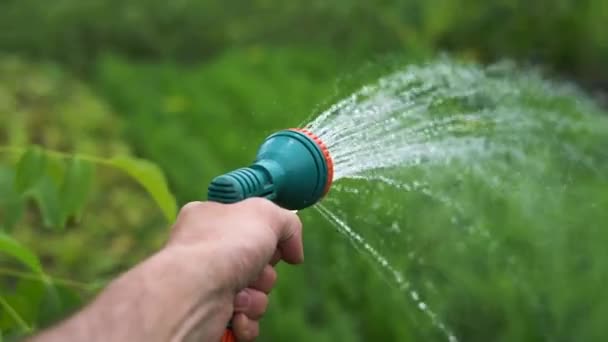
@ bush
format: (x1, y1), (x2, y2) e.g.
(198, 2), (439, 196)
(1, 0), (606, 85)
(0, 57), (174, 339)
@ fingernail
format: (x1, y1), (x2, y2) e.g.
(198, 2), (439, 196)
(235, 291), (250, 310)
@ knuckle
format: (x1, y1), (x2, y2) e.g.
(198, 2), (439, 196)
(256, 291), (269, 309)
(266, 265), (277, 284)
(250, 328), (260, 340)
(178, 201), (220, 217)
(260, 294), (269, 312)
(178, 201), (205, 216)
(291, 213), (303, 231)
(246, 290), (269, 320)
(237, 198), (281, 227)
(239, 197), (277, 212)
(235, 315), (259, 341)
(245, 322), (260, 341)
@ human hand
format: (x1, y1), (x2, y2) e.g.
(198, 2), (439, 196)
(166, 198), (304, 341)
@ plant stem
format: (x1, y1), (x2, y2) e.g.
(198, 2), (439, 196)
(0, 267), (96, 292)
(0, 146), (112, 166)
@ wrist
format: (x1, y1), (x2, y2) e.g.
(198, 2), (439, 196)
(142, 245), (234, 341)
(33, 245), (235, 342)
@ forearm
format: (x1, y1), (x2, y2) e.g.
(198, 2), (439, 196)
(29, 200), (303, 342)
(30, 246), (233, 342)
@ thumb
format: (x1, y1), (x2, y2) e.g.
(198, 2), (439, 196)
(241, 198), (304, 264)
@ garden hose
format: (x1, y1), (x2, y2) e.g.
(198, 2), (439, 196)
(220, 329), (236, 342)
(207, 128), (334, 341)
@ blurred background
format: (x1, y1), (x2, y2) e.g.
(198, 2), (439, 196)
(1, 0), (607, 341)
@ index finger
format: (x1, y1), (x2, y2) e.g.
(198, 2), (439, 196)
(274, 209), (303, 264)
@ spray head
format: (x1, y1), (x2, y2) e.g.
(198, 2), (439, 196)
(208, 128), (334, 210)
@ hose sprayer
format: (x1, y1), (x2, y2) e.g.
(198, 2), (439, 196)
(207, 128), (334, 342)
(208, 128), (334, 210)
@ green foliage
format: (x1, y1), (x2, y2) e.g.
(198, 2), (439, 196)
(108, 156), (177, 222)
(0, 147), (177, 338)
(14, 147), (47, 195)
(0, 233), (43, 274)
(9, 147), (95, 230)
(3, 147), (177, 229)
(0, 168), (24, 230)
(0, 295), (32, 335)
(0, 58), (176, 339)
(59, 157), (94, 227)
(1, 0), (607, 85)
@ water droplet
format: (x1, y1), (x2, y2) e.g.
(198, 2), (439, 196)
(389, 221), (401, 233)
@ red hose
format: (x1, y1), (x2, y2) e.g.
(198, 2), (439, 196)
(221, 329), (236, 342)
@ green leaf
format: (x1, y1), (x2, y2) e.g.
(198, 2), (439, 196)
(60, 157), (94, 226)
(28, 176), (63, 230)
(0, 166), (24, 230)
(44, 154), (67, 187)
(14, 146), (47, 194)
(108, 156), (177, 222)
(0, 233), (43, 274)
(0, 295), (31, 334)
(2, 279), (46, 329)
(37, 282), (83, 327)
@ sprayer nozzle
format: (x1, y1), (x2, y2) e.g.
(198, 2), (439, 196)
(288, 128), (334, 195)
(207, 128), (333, 210)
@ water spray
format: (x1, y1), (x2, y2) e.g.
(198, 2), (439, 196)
(207, 128), (333, 342)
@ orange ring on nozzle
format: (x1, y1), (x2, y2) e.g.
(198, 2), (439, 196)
(288, 128), (334, 196)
